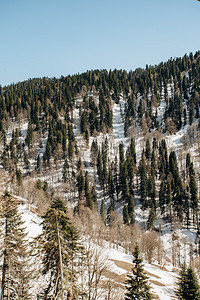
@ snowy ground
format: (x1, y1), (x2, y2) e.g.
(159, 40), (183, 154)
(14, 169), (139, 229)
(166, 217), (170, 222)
(16, 201), (179, 299)
(1, 88), (200, 298)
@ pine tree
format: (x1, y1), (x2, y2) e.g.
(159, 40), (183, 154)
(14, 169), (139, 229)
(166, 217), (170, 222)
(91, 185), (97, 210)
(145, 140), (151, 160)
(159, 180), (166, 215)
(62, 159), (69, 182)
(85, 172), (93, 210)
(129, 137), (136, 165)
(147, 204), (156, 231)
(108, 167), (115, 200)
(90, 139), (98, 167)
(44, 139), (51, 162)
(0, 191), (31, 299)
(36, 154), (41, 172)
(107, 204), (114, 225)
(175, 265), (200, 300)
(16, 168), (23, 186)
(125, 244), (152, 299)
(189, 174), (198, 224)
(97, 149), (103, 183)
(38, 198), (83, 299)
(139, 156), (148, 209)
(25, 121), (33, 148)
(147, 174), (156, 207)
(123, 204), (129, 225)
(127, 194), (135, 224)
(100, 199), (106, 224)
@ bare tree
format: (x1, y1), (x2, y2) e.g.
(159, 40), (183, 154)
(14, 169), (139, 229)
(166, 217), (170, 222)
(84, 238), (109, 300)
(102, 279), (125, 300)
(141, 231), (159, 264)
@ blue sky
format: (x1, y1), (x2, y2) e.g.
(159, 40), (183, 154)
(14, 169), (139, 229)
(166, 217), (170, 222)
(0, 0), (200, 86)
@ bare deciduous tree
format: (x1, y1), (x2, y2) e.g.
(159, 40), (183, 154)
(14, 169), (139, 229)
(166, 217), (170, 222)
(141, 231), (159, 264)
(84, 238), (109, 300)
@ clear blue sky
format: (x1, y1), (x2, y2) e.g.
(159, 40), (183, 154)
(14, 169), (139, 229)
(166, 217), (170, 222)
(0, 0), (200, 86)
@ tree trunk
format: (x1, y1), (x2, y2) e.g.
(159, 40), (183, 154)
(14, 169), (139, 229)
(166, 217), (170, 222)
(56, 213), (64, 300)
(1, 251), (8, 300)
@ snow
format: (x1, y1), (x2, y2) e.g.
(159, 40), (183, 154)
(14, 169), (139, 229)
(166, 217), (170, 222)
(19, 203), (42, 239)
(1, 84), (200, 299)
(16, 201), (180, 299)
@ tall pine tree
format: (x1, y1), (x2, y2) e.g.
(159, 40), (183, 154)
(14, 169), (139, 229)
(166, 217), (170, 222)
(0, 191), (31, 299)
(37, 197), (83, 299)
(175, 264), (200, 300)
(125, 244), (152, 299)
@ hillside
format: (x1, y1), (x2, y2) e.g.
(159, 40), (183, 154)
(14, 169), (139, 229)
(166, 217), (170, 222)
(18, 198), (177, 299)
(1, 51), (200, 298)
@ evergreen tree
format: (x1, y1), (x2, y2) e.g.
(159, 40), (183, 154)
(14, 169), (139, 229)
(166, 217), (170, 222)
(183, 186), (190, 228)
(62, 159), (69, 182)
(91, 185), (97, 210)
(107, 204), (114, 225)
(100, 199), (106, 224)
(0, 191), (31, 299)
(166, 181), (172, 221)
(24, 151), (30, 170)
(127, 194), (135, 224)
(145, 139), (151, 160)
(38, 198), (83, 299)
(36, 154), (41, 172)
(25, 121), (33, 148)
(139, 156), (148, 208)
(129, 137), (136, 165)
(44, 139), (51, 162)
(108, 167), (115, 200)
(126, 142), (136, 194)
(175, 265), (200, 300)
(147, 204), (156, 231)
(159, 180), (166, 215)
(123, 204), (129, 225)
(150, 150), (156, 177)
(190, 174), (198, 224)
(80, 110), (88, 135)
(90, 139), (98, 167)
(186, 153), (191, 171)
(147, 174), (156, 207)
(97, 149), (103, 183)
(85, 172), (93, 210)
(16, 168), (23, 186)
(125, 244), (152, 299)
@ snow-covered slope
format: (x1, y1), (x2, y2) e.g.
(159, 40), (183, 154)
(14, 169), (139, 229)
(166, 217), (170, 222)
(1, 84), (200, 299)
(16, 200), (179, 300)
(19, 200), (177, 300)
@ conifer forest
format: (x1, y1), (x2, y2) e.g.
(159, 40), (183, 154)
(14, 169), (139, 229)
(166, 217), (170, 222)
(1, 51), (200, 298)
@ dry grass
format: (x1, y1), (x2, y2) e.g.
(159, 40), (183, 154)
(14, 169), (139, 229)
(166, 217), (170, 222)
(150, 279), (165, 287)
(109, 259), (133, 272)
(98, 279), (125, 290)
(106, 259), (165, 299)
(152, 263), (169, 272)
(110, 259), (161, 279)
(103, 269), (127, 285)
(145, 270), (161, 279)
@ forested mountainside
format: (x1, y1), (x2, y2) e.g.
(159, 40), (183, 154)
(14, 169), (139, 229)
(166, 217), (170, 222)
(1, 51), (200, 299)
(0, 50), (200, 229)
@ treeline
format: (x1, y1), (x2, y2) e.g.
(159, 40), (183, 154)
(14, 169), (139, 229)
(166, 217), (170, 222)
(0, 51), (200, 176)
(0, 51), (200, 231)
